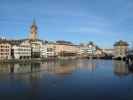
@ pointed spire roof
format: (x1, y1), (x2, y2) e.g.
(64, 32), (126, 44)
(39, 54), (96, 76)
(33, 19), (36, 25)
(31, 19), (37, 29)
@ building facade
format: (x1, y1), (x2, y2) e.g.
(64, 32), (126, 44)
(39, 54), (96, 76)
(12, 40), (31, 59)
(0, 41), (11, 60)
(95, 48), (104, 57)
(78, 42), (97, 57)
(114, 40), (128, 59)
(78, 46), (89, 57)
(40, 43), (56, 58)
(30, 40), (43, 58)
(87, 42), (96, 56)
(102, 48), (114, 56)
(55, 41), (79, 57)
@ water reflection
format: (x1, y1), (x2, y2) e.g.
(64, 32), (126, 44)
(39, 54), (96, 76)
(0, 59), (98, 75)
(113, 61), (129, 77)
(0, 60), (133, 100)
(41, 60), (76, 75)
(113, 60), (133, 77)
(0, 60), (133, 76)
(77, 59), (97, 72)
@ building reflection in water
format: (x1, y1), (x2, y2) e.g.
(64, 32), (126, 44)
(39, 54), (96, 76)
(1, 60), (133, 78)
(1, 60), (133, 100)
(0, 60), (77, 76)
(0, 59), (98, 75)
(77, 59), (96, 72)
(0, 63), (11, 74)
(0, 63), (40, 74)
(113, 61), (129, 77)
(41, 60), (76, 76)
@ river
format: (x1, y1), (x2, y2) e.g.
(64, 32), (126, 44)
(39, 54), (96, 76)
(0, 59), (133, 100)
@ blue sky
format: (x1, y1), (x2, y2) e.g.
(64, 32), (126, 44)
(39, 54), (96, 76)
(0, 0), (133, 48)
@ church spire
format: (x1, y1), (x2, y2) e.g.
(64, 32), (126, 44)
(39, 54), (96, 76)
(31, 19), (37, 30)
(29, 19), (38, 40)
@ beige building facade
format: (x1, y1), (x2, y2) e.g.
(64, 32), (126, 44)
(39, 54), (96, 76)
(55, 43), (79, 56)
(0, 41), (11, 60)
(114, 40), (128, 59)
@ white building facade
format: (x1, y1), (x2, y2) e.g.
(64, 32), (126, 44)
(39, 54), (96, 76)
(40, 43), (56, 58)
(30, 40), (43, 58)
(78, 43), (96, 57)
(12, 40), (31, 59)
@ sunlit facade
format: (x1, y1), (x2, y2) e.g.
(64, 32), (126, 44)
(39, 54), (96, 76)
(0, 42), (11, 60)
(12, 40), (31, 59)
(40, 43), (56, 58)
(55, 43), (79, 57)
(114, 40), (128, 59)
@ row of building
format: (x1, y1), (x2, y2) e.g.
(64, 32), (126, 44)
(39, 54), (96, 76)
(0, 39), (105, 60)
(0, 20), (130, 60)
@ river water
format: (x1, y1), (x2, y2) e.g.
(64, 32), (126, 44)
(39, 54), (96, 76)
(0, 59), (133, 100)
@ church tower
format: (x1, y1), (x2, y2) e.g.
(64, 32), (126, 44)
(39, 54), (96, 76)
(29, 20), (38, 40)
